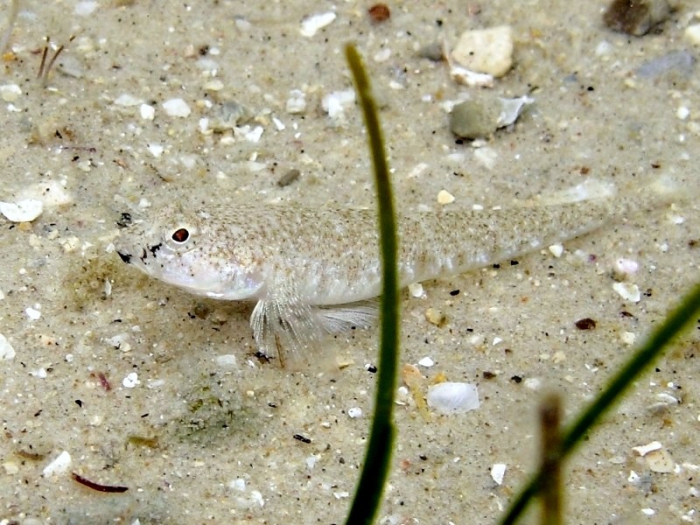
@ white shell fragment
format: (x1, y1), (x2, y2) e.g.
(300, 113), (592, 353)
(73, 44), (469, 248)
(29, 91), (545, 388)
(0, 334), (15, 360)
(613, 258), (639, 279)
(0, 84), (22, 102)
(491, 463), (507, 485)
(162, 98), (191, 118)
(408, 282), (424, 298)
(497, 96), (534, 127)
(449, 65), (494, 88)
(548, 244), (564, 258)
(74, 1), (98, 16)
(140, 104), (155, 120)
(322, 90), (355, 121)
(347, 407), (363, 418)
(632, 441), (662, 456)
(114, 94), (144, 107)
(451, 26), (514, 77)
(613, 282), (641, 303)
(122, 372), (140, 388)
(427, 382), (480, 415)
(43, 451), (71, 477)
(0, 199), (43, 222)
(418, 356), (435, 368)
(300, 12), (336, 37)
(286, 89), (307, 114)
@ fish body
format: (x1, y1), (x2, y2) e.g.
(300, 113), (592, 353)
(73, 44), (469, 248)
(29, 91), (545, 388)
(114, 178), (679, 365)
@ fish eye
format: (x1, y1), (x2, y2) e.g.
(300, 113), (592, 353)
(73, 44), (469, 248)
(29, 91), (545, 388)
(171, 228), (190, 243)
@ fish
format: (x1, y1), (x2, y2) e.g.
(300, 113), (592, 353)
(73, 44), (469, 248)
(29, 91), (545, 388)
(114, 176), (683, 367)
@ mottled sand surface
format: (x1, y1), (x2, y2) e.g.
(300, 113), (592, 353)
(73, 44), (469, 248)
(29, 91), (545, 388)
(1, 1), (699, 524)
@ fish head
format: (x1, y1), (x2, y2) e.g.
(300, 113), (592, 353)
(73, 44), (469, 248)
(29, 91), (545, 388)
(114, 207), (264, 301)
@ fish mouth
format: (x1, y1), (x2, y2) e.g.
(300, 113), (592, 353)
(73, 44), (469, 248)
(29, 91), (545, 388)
(117, 251), (132, 264)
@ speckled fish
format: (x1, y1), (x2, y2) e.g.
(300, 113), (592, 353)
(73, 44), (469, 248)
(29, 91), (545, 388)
(114, 177), (681, 366)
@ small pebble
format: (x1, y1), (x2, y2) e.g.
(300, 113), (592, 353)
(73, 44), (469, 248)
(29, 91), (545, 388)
(449, 96), (500, 139)
(437, 190), (455, 204)
(451, 26), (514, 77)
(621, 331), (636, 345)
(300, 12), (336, 38)
(408, 282), (424, 298)
(162, 98), (191, 118)
(603, 0), (670, 36)
(425, 307), (447, 327)
(277, 169), (301, 187)
(548, 244), (564, 258)
(574, 318), (597, 330)
(685, 24), (700, 46)
(418, 42), (444, 62)
(427, 382), (480, 415)
(368, 4), (390, 23)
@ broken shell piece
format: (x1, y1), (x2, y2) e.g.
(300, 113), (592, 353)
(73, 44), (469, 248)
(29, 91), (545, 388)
(613, 282), (641, 303)
(0, 334), (15, 360)
(613, 258), (639, 280)
(451, 26), (514, 77)
(300, 12), (336, 37)
(322, 90), (355, 122)
(43, 451), (71, 477)
(645, 449), (676, 473)
(0, 199), (43, 222)
(427, 382), (480, 415)
(632, 441), (662, 456)
(491, 463), (507, 485)
(449, 65), (494, 88)
(497, 95), (534, 127)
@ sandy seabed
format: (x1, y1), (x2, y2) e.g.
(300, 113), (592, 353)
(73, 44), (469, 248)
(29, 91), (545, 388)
(0, 1), (699, 524)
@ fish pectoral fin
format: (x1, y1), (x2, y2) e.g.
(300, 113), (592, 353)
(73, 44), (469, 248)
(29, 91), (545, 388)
(250, 298), (325, 369)
(250, 298), (378, 369)
(316, 300), (378, 333)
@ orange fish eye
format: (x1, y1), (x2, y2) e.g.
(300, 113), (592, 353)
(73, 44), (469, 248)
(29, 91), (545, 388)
(171, 228), (190, 243)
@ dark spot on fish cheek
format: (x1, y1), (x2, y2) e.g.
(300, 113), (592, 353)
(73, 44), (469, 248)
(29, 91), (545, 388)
(148, 243), (163, 257)
(117, 251), (132, 264)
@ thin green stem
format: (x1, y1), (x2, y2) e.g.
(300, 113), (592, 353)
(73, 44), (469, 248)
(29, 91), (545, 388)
(344, 44), (400, 525)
